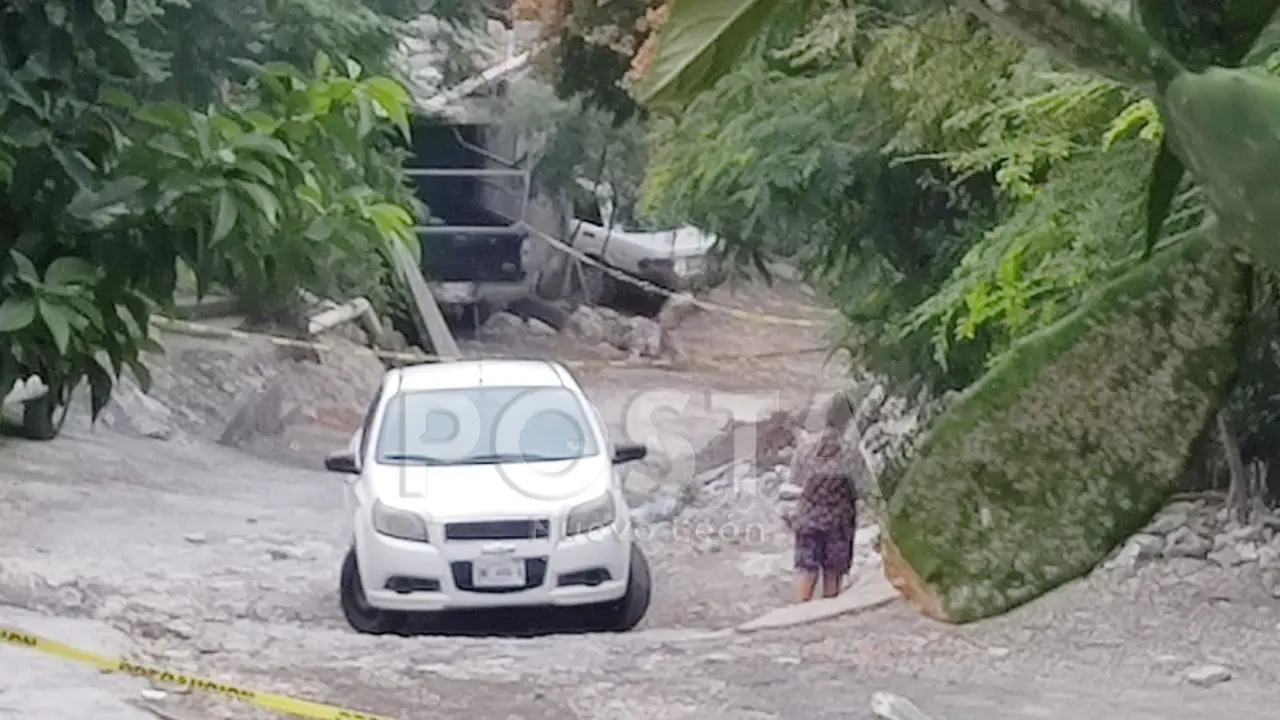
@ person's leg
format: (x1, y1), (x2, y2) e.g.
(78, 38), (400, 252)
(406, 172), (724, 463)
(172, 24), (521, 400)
(793, 530), (821, 602)
(821, 527), (855, 598)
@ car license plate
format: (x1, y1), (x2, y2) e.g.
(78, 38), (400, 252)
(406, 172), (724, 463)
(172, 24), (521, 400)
(472, 558), (526, 588)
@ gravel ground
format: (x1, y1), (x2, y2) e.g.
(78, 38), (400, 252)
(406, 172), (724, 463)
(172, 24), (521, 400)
(3, 282), (1280, 719)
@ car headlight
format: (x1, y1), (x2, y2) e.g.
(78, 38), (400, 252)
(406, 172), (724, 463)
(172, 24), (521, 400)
(565, 493), (617, 537)
(372, 500), (429, 543)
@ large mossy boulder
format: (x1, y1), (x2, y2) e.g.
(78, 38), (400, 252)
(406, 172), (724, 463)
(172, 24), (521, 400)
(883, 235), (1245, 623)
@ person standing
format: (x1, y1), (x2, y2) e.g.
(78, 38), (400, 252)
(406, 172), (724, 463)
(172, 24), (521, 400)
(785, 394), (861, 602)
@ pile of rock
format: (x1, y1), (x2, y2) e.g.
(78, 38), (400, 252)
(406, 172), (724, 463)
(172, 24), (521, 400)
(479, 301), (691, 360)
(564, 304), (680, 360)
(1106, 495), (1280, 596)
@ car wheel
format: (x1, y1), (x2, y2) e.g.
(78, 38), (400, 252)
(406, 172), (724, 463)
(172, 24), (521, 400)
(594, 543), (652, 632)
(339, 547), (407, 635)
(19, 384), (72, 441)
(508, 296), (570, 331)
(580, 261), (617, 307)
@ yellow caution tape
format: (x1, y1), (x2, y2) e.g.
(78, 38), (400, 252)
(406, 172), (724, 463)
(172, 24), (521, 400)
(517, 222), (835, 328)
(0, 626), (396, 720)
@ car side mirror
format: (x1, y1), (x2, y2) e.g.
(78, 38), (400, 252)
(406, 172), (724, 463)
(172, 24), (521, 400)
(611, 443), (647, 465)
(324, 450), (360, 474)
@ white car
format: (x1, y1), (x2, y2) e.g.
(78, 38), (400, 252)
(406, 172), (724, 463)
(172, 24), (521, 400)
(323, 358), (652, 634)
(569, 179), (725, 306)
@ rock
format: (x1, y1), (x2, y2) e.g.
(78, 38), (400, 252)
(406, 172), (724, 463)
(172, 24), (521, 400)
(1216, 523), (1264, 549)
(1144, 510), (1189, 535)
(218, 379), (289, 447)
(375, 327), (410, 353)
(75, 371), (175, 440)
(778, 482), (803, 501)
(870, 692), (934, 720)
(987, 646), (1011, 658)
(881, 238), (1243, 623)
(1184, 664), (1232, 687)
(630, 496), (681, 526)
(657, 295), (701, 330)
(1165, 527), (1212, 559)
(1128, 533), (1165, 560)
(625, 316), (665, 357)
(183, 533), (207, 545)
(1207, 546), (1245, 567)
(1257, 542), (1280, 568)
(483, 312), (525, 334)
(567, 305), (608, 342)
(1261, 569), (1280, 598)
(528, 318), (558, 335)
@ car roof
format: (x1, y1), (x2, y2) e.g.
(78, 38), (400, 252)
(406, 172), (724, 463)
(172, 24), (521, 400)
(391, 359), (575, 393)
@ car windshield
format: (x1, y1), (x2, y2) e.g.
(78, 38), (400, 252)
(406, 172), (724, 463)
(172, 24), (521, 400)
(374, 386), (601, 466)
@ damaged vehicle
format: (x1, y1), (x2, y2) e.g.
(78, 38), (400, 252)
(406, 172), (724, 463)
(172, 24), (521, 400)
(406, 121), (532, 329)
(568, 179), (726, 310)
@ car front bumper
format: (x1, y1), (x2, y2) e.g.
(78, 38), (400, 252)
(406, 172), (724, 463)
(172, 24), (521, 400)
(354, 514), (632, 612)
(636, 258), (723, 294)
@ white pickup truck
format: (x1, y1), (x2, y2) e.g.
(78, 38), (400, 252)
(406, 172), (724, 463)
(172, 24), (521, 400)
(567, 179), (725, 306)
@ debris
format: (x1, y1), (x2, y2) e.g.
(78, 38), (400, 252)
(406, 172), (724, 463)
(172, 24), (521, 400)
(777, 483), (803, 501)
(870, 691), (935, 720)
(1184, 664), (1232, 687)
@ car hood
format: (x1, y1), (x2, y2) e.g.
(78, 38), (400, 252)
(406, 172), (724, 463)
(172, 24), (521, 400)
(367, 454), (613, 519)
(617, 226), (717, 257)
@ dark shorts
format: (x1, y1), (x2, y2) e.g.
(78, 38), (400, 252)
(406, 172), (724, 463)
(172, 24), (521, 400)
(794, 526), (853, 575)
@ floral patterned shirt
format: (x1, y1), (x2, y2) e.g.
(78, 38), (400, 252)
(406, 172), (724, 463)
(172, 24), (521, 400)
(790, 428), (858, 534)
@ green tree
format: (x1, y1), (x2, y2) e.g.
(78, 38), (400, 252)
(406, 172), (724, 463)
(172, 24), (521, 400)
(1, 0), (422, 440)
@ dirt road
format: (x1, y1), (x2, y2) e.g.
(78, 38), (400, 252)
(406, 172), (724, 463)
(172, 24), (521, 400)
(3, 283), (1280, 719)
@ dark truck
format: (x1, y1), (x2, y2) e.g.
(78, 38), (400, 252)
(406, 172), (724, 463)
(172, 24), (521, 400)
(405, 121), (530, 327)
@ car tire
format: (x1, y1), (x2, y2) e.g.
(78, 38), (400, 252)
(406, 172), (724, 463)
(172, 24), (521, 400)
(508, 296), (570, 331)
(580, 261), (617, 307)
(339, 547), (407, 635)
(19, 385), (72, 441)
(595, 543), (652, 632)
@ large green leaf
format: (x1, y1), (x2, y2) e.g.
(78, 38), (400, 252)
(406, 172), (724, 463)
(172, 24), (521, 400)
(636, 0), (788, 107)
(0, 297), (37, 333)
(952, 0), (1181, 89)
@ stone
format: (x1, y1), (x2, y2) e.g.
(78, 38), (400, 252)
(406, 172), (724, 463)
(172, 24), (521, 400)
(183, 533), (207, 545)
(1183, 664), (1232, 687)
(1165, 527), (1212, 559)
(1128, 533), (1165, 560)
(376, 328), (410, 353)
(528, 318), (558, 335)
(630, 496), (681, 526)
(626, 316), (664, 357)
(1144, 511), (1189, 535)
(483, 312), (524, 334)
(778, 483), (803, 501)
(882, 238), (1243, 623)
(657, 295), (701, 330)
(567, 305), (608, 342)
(1207, 546), (1249, 568)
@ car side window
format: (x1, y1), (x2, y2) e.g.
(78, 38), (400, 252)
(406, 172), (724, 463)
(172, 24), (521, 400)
(357, 390), (382, 458)
(572, 194), (603, 226)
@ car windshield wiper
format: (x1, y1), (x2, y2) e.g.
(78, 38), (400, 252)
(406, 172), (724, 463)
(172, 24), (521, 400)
(464, 452), (575, 464)
(380, 453), (449, 465)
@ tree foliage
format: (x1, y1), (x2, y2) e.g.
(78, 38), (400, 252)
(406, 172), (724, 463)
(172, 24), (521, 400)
(0, 0), (433, 438)
(635, 0), (1280, 497)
